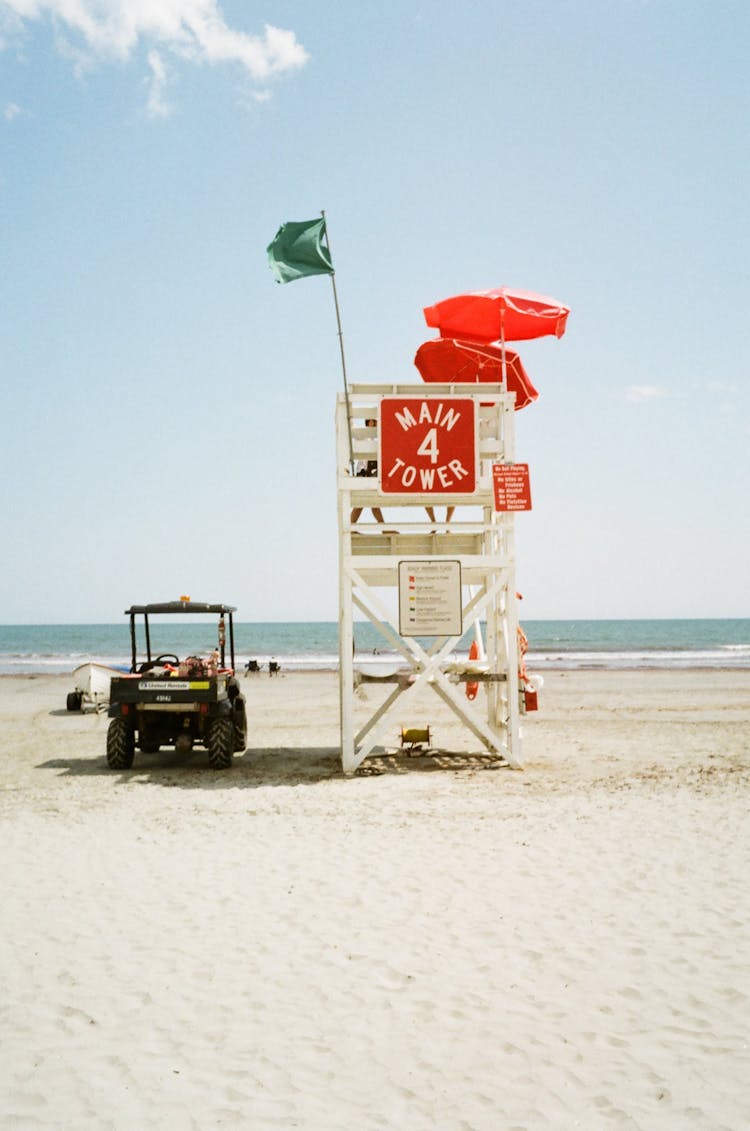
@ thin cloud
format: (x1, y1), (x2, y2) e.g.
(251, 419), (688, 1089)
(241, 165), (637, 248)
(625, 385), (666, 402)
(145, 49), (171, 118)
(0, 1), (309, 108)
(4, 100), (22, 119)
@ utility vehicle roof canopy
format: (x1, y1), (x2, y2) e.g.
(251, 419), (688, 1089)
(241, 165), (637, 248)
(125, 602), (236, 615)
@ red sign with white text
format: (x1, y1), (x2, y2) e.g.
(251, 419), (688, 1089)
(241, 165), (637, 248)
(492, 463), (532, 511)
(379, 398), (476, 495)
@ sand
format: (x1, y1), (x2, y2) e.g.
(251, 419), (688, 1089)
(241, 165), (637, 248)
(1, 669), (749, 1130)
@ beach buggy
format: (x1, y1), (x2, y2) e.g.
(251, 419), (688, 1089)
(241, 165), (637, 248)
(106, 600), (247, 770)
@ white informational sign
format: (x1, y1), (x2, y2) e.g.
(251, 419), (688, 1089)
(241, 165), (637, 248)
(398, 560), (463, 637)
(139, 681), (191, 691)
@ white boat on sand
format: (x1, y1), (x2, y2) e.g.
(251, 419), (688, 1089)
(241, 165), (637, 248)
(67, 662), (129, 712)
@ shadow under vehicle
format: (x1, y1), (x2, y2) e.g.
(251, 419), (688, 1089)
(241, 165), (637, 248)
(106, 601), (247, 771)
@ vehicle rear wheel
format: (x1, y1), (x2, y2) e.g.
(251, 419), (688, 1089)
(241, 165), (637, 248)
(66, 691), (83, 712)
(233, 697), (247, 753)
(139, 736), (160, 754)
(107, 719), (135, 770)
(207, 717), (234, 769)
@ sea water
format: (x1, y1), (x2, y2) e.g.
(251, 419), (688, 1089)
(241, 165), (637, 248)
(0, 619), (748, 675)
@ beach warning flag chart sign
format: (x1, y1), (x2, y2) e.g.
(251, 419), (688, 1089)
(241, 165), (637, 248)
(398, 560), (463, 637)
(379, 397), (476, 495)
(492, 463), (532, 511)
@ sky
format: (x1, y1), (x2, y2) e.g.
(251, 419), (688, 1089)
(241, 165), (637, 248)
(1, 0), (748, 624)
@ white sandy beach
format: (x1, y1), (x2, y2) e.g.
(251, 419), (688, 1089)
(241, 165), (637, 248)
(1, 669), (749, 1130)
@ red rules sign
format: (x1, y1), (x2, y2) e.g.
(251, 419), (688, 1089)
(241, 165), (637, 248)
(379, 397), (476, 495)
(492, 463), (532, 511)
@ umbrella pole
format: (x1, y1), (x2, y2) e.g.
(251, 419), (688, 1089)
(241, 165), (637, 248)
(500, 307), (507, 389)
(321, 210), (355, 474)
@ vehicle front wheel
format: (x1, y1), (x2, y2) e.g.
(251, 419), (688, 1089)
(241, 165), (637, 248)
(107, 719), (135, 770)
(207, 717), (234, 770)
(66, 691), (83, 712)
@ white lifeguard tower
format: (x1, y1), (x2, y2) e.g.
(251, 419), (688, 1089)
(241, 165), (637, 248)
(337, 382), (530, 774)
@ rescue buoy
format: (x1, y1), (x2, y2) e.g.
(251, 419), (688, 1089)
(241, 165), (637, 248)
(466, 640), (480, 700)
(517, 624), (529, 682)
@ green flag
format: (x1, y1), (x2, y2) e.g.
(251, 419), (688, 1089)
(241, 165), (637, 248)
(267, 218), (334, 284)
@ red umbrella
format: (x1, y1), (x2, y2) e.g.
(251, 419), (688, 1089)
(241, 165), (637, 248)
(414, 338), (538, 410)
(423, 287), (570, 344)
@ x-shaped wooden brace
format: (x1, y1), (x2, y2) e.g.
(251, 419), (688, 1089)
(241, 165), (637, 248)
(347, 564), (520, 769)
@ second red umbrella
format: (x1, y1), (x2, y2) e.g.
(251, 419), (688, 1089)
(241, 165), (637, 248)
(414, 337), (538, 411)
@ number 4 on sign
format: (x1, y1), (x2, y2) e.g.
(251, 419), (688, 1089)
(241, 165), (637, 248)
(417, 428), (439, 464)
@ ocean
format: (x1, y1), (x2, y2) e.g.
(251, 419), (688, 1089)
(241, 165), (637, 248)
(0, 619), (748, 675)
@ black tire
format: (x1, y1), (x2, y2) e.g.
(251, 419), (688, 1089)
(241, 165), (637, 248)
(233, 697), (247, 753)
(207, 717), (234, 769)
(139, 736), (160, 754)
(107, 718), (135, 770)
(66, 691), (83, 712)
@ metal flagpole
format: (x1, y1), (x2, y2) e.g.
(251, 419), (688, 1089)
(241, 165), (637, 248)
(321, 210), (354, 473)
